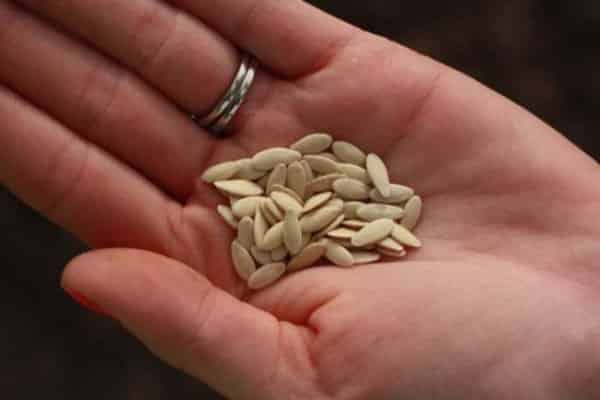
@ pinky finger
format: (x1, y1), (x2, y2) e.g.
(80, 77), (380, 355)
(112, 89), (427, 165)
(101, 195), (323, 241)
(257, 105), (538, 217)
(0, 86), (175, 252)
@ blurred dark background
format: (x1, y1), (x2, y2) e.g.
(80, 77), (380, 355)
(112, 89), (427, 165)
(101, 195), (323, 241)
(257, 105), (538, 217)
(1, 1), (599, 399)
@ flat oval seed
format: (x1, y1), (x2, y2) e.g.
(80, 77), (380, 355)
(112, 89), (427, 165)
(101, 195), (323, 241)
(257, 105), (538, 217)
(300, 206), (343, 233)
(317, 152), (339, 162)
(217, 205), (238, 229)
(352, 219), (395, 247)
(325, 241), (354, 267)
(252, 148), (302, 171)
(300, 160), (314, 182)
(351, 251), (381, 264)
(366, 154), (391, 198)
(271, 246), (288, 262)
(342, 219), (369, 229)
(202, 160), (240, 183)
(253, 208), (268, 247)
(401, 195), (423, 231)
(315, 214), (345, 239)
(378, 237), (406, 253)
(237, 217), (255, 250)
(237, 158), (268, 180)
(378, 248), (408, 258)
(343, 201), (366, 219)
(303, 192), (333, 213)
(260, 200), (279, 225)
(306, 173), (345, 193)
(337, 163), (371, 184)
(287, 243), (327, 272)
(266, 163), (287, 194)
(357, 204), (404, 221)
(260, 221), (285, 251)
(333, 178), (371, 201)
(248, 263), (286, 290)
(283, 211), (303, 255)
(251, 246), (273, 265)
(327, 227), (357, 240)
(290, 133), (333, 154)
(370, 184), (415, 204)
(271, 191), (303, 214)
(326, 198), (344, 210)
(263, 198), (284, 222)
(391, 224), (422, 248)
(304, 155), (339, 174)
(232, 196), (264, 218)
(214, 180), (264, 197)
(271, 184), (304, 205)
(332, 141), (366, 166)
(231, 240), (256, 280)
(287, 161), (307, 199)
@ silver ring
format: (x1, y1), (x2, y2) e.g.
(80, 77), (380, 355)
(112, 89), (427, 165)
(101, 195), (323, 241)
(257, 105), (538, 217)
(193, 53), (256, 135)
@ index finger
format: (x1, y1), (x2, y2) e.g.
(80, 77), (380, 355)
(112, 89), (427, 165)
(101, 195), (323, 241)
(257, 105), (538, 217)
(166, 0), (358, 78)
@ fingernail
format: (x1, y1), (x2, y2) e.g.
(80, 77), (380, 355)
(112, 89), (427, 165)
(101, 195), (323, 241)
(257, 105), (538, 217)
(65, 289), (108, 317)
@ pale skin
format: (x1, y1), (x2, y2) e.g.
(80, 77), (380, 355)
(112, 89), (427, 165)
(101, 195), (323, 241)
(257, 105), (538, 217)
(1, 0), (599, 399)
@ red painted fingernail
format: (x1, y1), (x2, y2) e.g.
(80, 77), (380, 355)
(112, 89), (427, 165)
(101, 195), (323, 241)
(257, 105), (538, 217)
(65, 289), (108, 317)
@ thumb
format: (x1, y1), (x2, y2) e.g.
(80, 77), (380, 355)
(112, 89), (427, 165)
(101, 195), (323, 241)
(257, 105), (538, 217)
(62, 249), (309, 399)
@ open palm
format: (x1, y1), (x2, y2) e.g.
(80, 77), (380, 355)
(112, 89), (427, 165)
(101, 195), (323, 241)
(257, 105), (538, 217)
(1, 1), (599, 399)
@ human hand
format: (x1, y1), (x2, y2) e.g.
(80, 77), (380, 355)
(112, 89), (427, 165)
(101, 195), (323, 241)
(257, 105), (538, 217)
(1, 0), (600, 399)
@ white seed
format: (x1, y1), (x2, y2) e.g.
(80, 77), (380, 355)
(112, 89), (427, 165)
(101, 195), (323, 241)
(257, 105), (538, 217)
(333, 178), (371, 201)
(283, 211), (303, 255)
(378, 237), (406, 253)
(252, 148), (302, 171)
(231, 240), (256, 280)
(306, 173), (345, 193)
(287, 242), (327, 272)
(248, 263), (286, 290)
(262, 198), (284, 222)
(231, 196), (264, 218)
(270, 184), (304, 205)
(337, 163), (371, 184)
(229, 196), (242, 207)
(214, 180), (264, 197)
(287, 161), (307, 199)
(271, 246), (288, 262)
(266, 163), (287, 194)
(327, 227), (357, 240)
(237, 217), (255, 250)
(317, 152), (339, 162)
(401, 195), (423, 231)
(391, 224), (422, 248)
(202, 160), (241, 183)
(253, 207), (268, 247)
(260, 200), (279, 225)
(271, 191), (303, 214)
(325, 198), (344, 211)
(260, 221), (285, 251)
(217, 205), (238, 229)
(351, 251), (381, 264)
(237, 158), (268, 180)
(366, 154), (391, 198)
(351, 219), (395, 247)
(315, 214), (345, 239)
(290, 133), (333, 154)
(251, 246), (273, 265)
(303, 192), (333, 213)
(343, 201), (366, 219)
(300, 206), (343, 233)
(332, 141), (366, 165)
(304, 155), (340, 175)
(370, 185), (415, 204)
(378, 248), (407, 258)
(300, 160), (314, 183)
(342, 219), (370, 229)
(325, 241), (354, 267)
(357, 203), (404, 221)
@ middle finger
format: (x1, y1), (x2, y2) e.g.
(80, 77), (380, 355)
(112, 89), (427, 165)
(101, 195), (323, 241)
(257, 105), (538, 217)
(17, 0), (240, 118)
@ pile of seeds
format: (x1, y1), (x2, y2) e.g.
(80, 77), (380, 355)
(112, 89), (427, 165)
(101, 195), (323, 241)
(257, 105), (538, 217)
(202, 133), (423, 290)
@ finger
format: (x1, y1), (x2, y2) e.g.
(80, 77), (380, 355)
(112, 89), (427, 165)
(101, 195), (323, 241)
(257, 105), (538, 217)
(0, 85), (175, 250)
(63, 249), (316, 399)
(0, 2), (216, 200)
(164, 0), (358, 78)
(17, 0), (241, 118)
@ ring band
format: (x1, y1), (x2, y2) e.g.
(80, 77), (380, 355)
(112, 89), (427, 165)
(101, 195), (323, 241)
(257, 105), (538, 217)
(193, 53), (256, 135)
